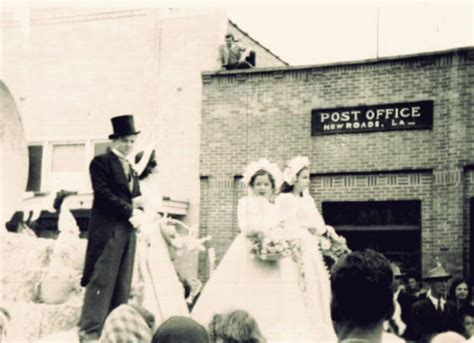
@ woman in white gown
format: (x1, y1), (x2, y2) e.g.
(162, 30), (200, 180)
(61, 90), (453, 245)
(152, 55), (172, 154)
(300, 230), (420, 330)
(192, 159), (327, 342)
(275, 156), (338, 342)
(132, 146), (189, 324)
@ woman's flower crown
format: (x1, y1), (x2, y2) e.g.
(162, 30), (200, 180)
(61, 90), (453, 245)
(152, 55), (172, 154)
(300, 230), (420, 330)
(282, 156), (310, 185)
(241, 158), (282, 188)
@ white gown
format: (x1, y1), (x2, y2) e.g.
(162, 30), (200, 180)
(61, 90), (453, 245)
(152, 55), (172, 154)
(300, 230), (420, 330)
(192, 195), (332, 342)
(134, 178), (189, 323)
(274, 192), (337, 342)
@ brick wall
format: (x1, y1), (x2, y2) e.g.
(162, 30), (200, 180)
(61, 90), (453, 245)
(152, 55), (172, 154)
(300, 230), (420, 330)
(199, 48), (474, 280)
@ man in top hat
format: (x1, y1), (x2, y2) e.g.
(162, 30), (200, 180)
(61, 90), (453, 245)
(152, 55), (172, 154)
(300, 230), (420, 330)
(411, 262), (451, 343)
(79, 115), (144, 341)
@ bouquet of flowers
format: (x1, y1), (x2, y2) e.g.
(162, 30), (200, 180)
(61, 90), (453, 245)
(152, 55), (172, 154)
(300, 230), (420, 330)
(246, 227), (300, 262)
(318, 225), (350, 269)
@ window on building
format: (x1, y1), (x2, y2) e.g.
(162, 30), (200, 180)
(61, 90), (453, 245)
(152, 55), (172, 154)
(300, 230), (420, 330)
(51, 144), (85, 173)
(323, 200), (422, 276)
(94, 141), (112, 156)
(26, 145), (43, 192)
(49, 143), (89, 191)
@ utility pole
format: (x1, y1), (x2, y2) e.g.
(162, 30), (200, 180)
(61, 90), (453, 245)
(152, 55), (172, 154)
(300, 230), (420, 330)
(376, 7), (380, 58)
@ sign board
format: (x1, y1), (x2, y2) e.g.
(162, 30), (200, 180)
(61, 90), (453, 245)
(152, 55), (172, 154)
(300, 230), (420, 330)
(311, 100), (433, 135)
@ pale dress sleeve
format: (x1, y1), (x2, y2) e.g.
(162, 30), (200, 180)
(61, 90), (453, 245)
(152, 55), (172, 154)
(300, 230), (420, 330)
(303, 193), (327, 234)
(238, 196), (267, 234)
(137, 179), (163, 236)
(275, 193), (299, 227)
(141, 179), (163, 214)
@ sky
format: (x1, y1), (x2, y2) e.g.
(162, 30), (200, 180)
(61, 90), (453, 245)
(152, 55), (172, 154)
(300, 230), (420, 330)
(3, 0), (473, 66)
(222, 1), (473, 65)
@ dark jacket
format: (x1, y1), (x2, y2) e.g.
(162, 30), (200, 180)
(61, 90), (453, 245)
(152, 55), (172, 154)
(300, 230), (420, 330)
(81, 151), (140, 286)
(411, 297), (448, 343)
(398, 291), (418, 325)
(396, 291), (418, 340)
(445, 300), (474, 336)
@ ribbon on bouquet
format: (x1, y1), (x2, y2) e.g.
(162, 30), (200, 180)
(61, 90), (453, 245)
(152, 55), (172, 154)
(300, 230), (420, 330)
(159, 216), (211, 258)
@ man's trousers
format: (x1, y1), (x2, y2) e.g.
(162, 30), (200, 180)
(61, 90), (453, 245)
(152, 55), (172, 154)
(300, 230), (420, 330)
(79, 224), (136, 337)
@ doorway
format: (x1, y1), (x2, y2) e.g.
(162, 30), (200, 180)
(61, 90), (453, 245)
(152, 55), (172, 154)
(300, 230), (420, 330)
(322, 200), (422, 277)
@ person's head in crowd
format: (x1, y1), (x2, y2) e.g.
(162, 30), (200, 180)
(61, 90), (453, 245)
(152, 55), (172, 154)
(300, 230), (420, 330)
(449, 277), (472, 306)
(152, 316), (209, 343)
(330, 250), (394, 341)
(391, 262), (405, 293)
(281, 156), (310, 195)
(461, 305), (474, 339)
(430, 331), (467, 343)
(208, 309), (266, 343)
(99, 304), (155, 343)
(134, 146), (158, 180)
(407, 274), (420, 293)
(423, 263), (451, 300)
(224, 33), (235, 48)
(208, 313), (224, 342)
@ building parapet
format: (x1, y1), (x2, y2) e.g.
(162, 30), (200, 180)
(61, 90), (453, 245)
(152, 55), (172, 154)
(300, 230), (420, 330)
(202, 46), (474, 83)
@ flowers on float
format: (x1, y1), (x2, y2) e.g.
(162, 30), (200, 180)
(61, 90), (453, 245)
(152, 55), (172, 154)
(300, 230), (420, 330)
(318, 225), (351, 268)
(241, 158), (282, 189)
(246, 227), (300, 262)
(282, 156), (310, 186)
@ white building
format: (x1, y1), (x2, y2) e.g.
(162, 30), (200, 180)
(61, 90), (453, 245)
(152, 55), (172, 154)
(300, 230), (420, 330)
(1, 5), (286, 276)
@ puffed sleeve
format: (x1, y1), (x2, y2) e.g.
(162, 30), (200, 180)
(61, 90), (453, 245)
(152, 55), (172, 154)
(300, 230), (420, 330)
(141, 180), (163, 214)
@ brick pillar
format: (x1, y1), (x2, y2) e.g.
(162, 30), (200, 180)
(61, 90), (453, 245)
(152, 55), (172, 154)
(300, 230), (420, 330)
(427, 169), (464, 276)
(423, 52), (468, 278)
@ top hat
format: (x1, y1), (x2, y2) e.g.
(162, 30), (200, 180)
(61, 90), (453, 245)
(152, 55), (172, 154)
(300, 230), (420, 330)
(391, 263), (405, 278)
(109, 115), (140, 139)
(423, 263), (451, 281)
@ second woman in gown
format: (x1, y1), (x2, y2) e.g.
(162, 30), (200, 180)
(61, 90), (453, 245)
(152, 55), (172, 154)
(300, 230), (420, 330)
(132, 146), (189, 324)
(192, 158), (335, 342)
(275, 156), (338, 341)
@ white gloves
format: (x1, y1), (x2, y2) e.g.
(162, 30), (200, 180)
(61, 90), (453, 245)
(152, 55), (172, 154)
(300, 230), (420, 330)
(133, 196), (146, 210)
(129, 209), (145, 229)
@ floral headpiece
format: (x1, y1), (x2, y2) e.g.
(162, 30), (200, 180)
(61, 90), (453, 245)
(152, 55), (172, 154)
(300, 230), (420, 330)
(241, 158), (282, 188)
(282, 156), (310, 185)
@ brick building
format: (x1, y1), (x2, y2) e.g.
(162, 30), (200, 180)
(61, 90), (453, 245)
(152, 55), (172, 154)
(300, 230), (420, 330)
(1, 7), (286, 276)
(199, 47), (474, 281)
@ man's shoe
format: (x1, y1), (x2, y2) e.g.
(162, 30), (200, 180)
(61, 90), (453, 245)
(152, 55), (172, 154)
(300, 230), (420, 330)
(78, 330), (100, 342)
